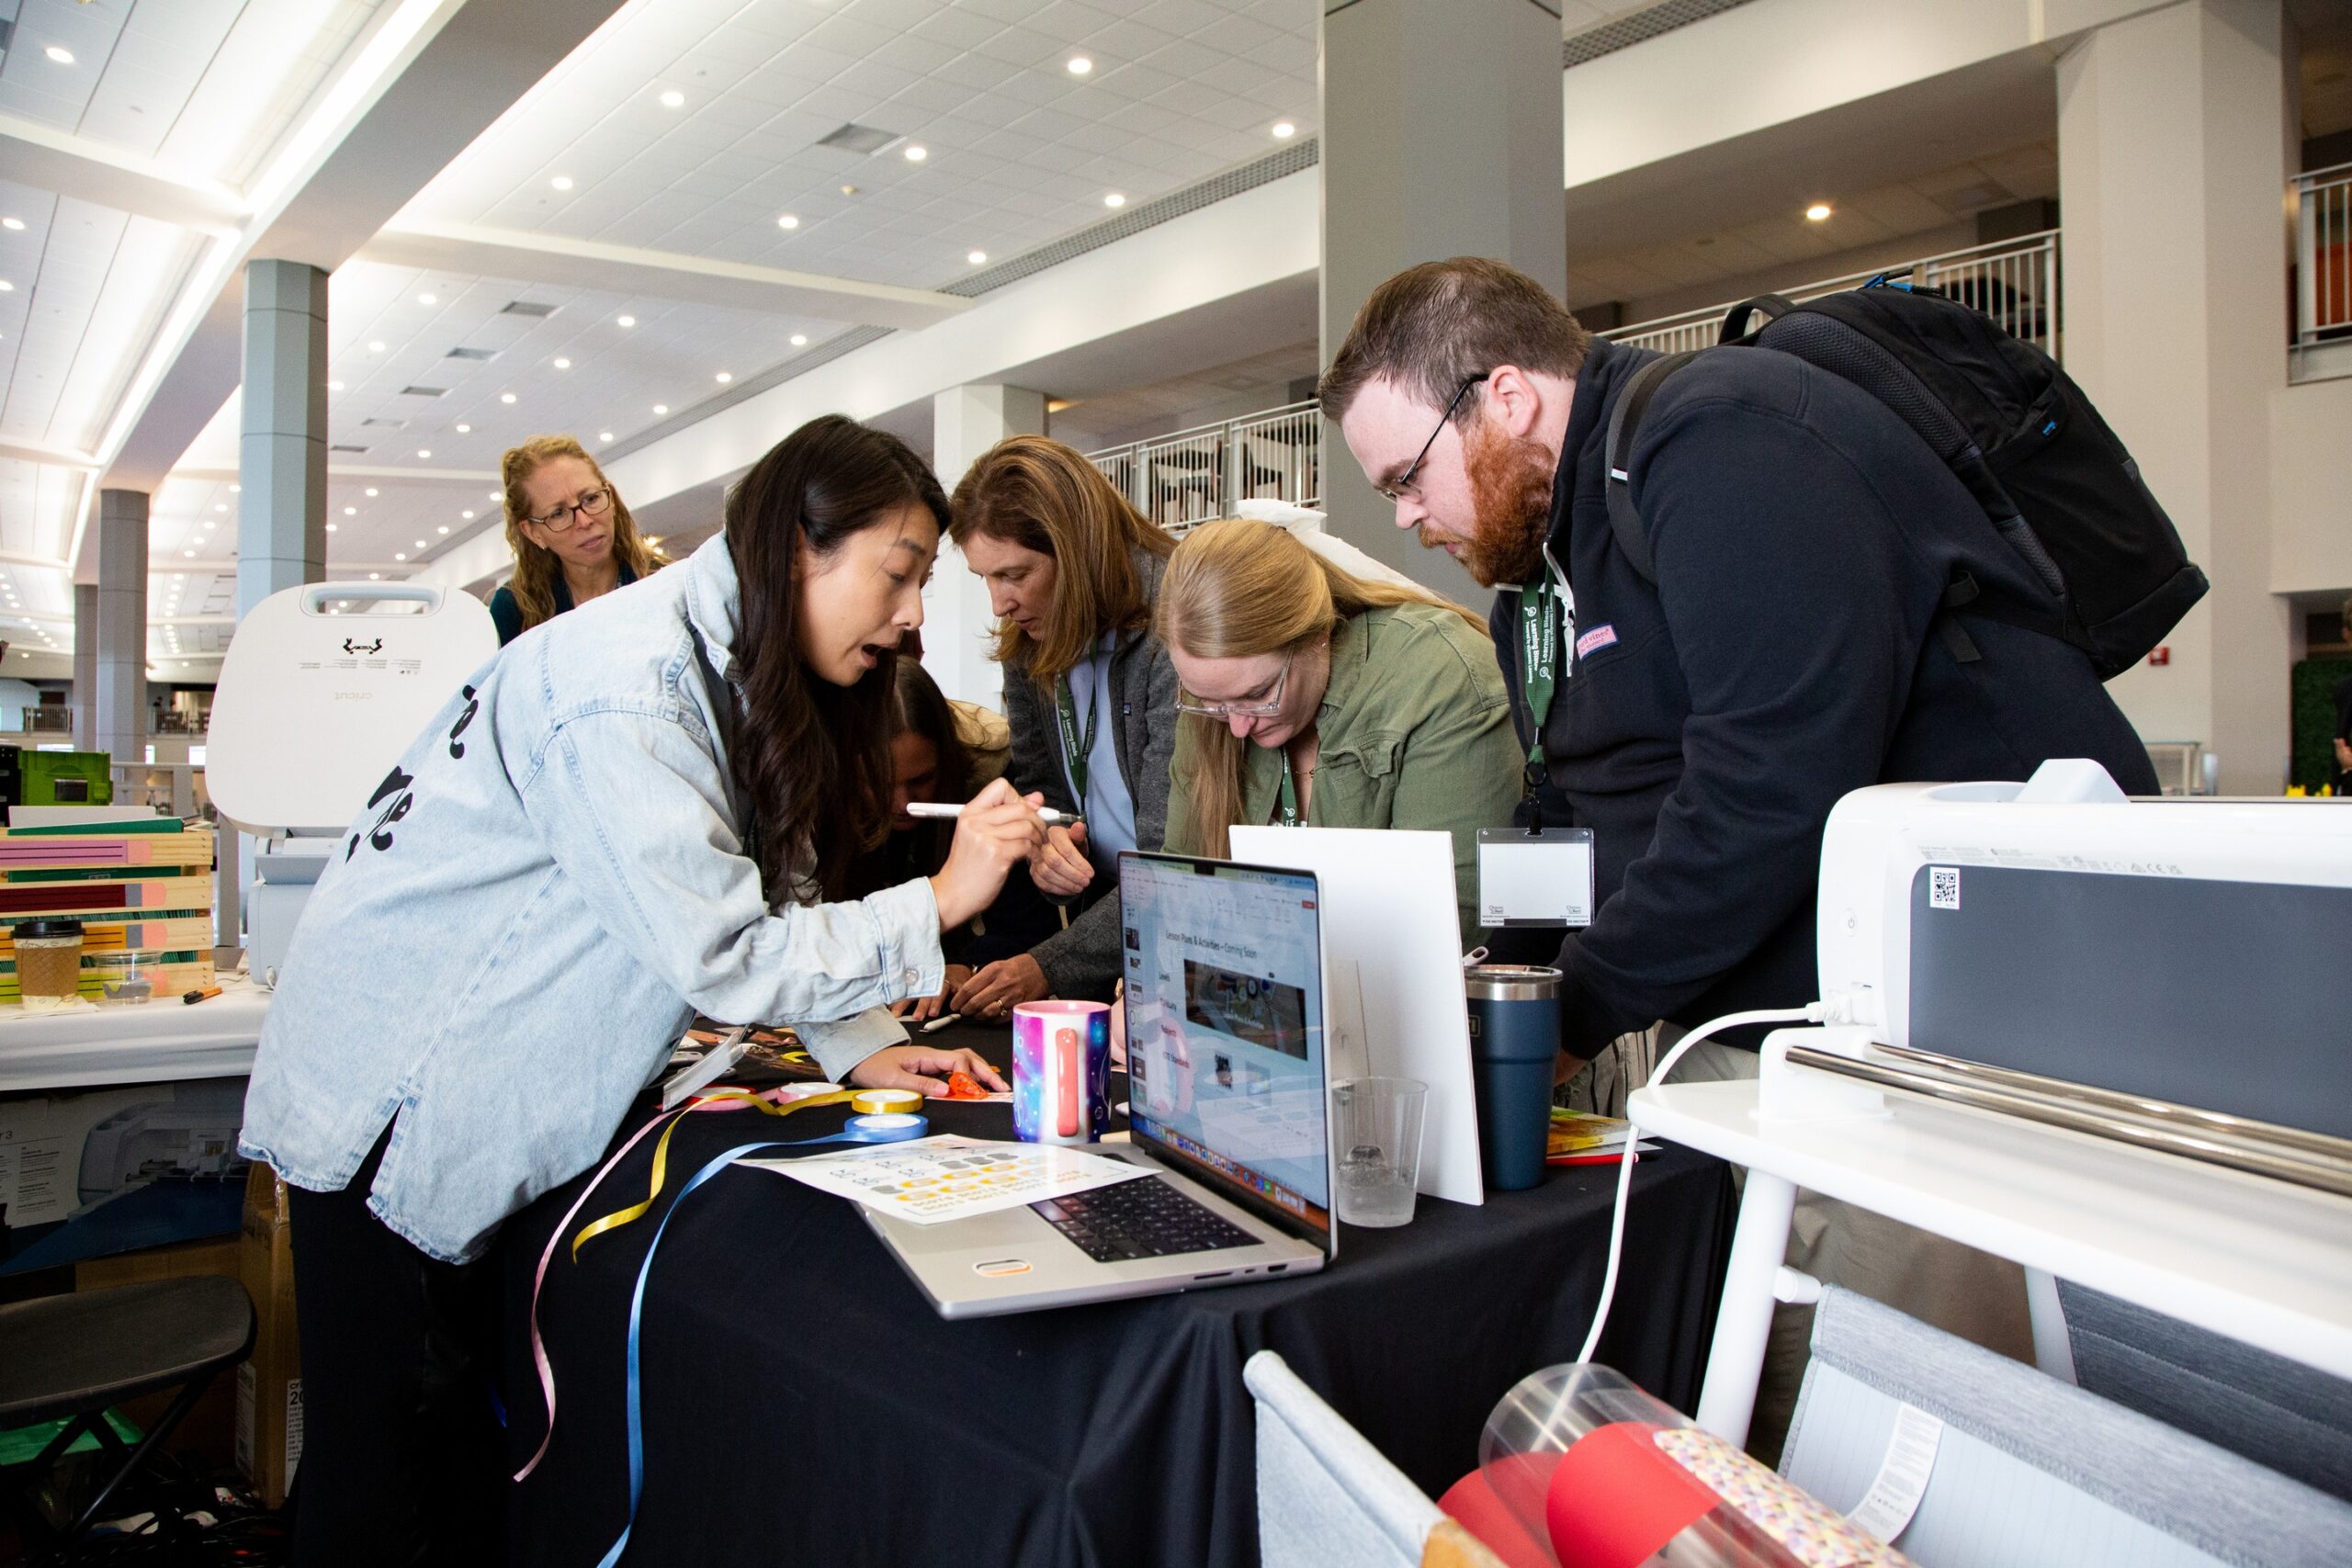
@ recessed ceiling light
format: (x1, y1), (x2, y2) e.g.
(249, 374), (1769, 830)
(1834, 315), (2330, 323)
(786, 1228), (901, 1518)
(1067, 56), (1092, 75)
(414, 540), (427, 549)
(553, 357), (571, 369)
(229, 484), (240, 492)
(652, 403), (669, 415)
(182, 549), (195, 558)
(790, 333), (808, 346)
(551, 175), (574, 191)
(437, 525), (449, 535)
(598, 433), (613, 443)
(213, 502), (227, 512)
(202, 520), (215, 530)
(1103, 192), (1125, 209)
(45, 46), (74, 65)
(368, 341), (384, 352)
(395, 553), (407, 561)
(715, 371), (731, 383)
(418, 292), (437, 305)
(967, 250), (988, 265)
(660, 89), (685, 108)
(903, 144), (928, 163)
(616, 315), (636, 327)
(0, 282), (15, 293)
(1, 219), (22, 231)
(499, 392), (516, 404)
(777, 213), (799, 230)
(1805, 202), (1833, 221)
(344, 506), (357, 516)
(416, 448), (432, 458)
(327, 380), (344, 391)
(368, 572), (381, 581)
(364, 487), (379, 497)
(487, 490), (500, 500)
(1272, 121), (1296, 139)
(460, 509), (475, 521)
(326, 523), (338, 532)
(840, 184), (858, 197)
(455, 423), (470, 433)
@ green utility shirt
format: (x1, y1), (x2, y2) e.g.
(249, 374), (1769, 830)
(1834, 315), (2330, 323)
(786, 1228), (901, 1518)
(1165, 601), (1526, 941)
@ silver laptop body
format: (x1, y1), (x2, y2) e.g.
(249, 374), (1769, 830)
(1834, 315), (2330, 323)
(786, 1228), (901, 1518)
(865, 852), (1339, 1318)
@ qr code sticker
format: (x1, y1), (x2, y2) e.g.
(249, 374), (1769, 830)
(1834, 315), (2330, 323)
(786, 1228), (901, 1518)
(1928, 867), (1961, 910)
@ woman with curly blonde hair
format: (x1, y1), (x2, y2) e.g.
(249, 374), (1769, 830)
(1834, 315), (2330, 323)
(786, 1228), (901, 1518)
(489, 434), (667, 644)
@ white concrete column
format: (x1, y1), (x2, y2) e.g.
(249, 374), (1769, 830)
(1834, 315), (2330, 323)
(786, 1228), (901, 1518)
(72, 584), (96, 750)
(928, 384), (1046, 712)
(2058, 0), (2294, 792)
(1319, 0), (1567, 602)
(94, 490), (148, 769)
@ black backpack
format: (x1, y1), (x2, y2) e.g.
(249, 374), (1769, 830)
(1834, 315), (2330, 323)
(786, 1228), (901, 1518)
(1602, 277), (2207, 679)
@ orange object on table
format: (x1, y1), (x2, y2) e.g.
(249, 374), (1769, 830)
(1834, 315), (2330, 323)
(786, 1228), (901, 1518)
(944, 1070), (989, 1100)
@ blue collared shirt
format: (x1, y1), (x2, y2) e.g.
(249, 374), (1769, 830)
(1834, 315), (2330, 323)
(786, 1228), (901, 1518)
(239, 536), (943, 1263)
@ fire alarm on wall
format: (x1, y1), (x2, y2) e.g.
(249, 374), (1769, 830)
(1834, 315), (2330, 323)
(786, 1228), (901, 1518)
(2148, 646), (2171, 666)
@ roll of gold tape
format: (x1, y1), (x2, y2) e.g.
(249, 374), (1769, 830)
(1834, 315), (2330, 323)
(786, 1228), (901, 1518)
(852, 1089), (922, 1117)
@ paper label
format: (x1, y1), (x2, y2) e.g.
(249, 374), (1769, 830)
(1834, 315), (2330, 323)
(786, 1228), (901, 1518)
(745, 1134), (1149, 1225)
(1844, 1404), (1942, 1544)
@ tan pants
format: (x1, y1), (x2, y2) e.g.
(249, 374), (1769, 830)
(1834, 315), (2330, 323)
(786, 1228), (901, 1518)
(1665, 1032), (2035, 1463)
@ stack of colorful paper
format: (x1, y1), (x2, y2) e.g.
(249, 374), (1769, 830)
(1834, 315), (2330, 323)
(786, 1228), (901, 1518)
(0, 819), (216, 1003)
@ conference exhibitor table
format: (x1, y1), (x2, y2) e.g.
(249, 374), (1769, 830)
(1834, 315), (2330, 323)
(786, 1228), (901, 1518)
(503, 1023), (1734, 1568)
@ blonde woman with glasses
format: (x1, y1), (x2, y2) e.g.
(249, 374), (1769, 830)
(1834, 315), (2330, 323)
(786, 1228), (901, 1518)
(1157, 519), (1523, 940)
(490, 434), (668, 645)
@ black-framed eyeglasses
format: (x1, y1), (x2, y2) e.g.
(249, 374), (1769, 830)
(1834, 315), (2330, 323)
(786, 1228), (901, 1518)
(1375, 374), (1487, 503)
(524, 487), (613, 532)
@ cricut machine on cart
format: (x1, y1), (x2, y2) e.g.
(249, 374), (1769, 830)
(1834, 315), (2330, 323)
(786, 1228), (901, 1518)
(207, 581), (496, 983)
(1628, 758), (2352, 1452)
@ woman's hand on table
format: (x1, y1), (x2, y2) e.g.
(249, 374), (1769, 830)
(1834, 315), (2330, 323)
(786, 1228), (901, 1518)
(929, 780), (1049, 930)
(891, 964), (972, 1022)
(950, 953), (1050, 1020)
(849, 1045), (1008, 1097)
(1030, 822), (1094, 898)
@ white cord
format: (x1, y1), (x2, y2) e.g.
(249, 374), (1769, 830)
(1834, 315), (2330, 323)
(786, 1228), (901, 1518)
(1570, 1002), (1830, 1365)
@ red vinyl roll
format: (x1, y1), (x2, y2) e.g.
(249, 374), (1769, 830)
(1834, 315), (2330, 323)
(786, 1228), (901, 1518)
(1545, 1422), (1719, 1568)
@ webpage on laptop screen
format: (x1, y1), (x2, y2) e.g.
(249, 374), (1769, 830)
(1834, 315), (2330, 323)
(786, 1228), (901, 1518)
(1120, 854), (1329, 1236)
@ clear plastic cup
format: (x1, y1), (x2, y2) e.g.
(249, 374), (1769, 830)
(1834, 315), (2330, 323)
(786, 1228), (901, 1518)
(100, 952), (154, 1005)
(1330, 1077), (1427, 1227)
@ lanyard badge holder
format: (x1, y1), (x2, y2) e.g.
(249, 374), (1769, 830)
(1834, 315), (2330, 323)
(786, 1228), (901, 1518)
(1479, 575), (1594, 929)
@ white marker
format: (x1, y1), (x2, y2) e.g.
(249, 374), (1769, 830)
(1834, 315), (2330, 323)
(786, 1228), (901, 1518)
(906, 801), (1080, 826)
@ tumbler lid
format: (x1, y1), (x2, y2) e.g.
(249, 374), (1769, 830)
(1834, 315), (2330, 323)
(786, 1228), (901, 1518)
(1463, 964), (1560, 1001)
(16, 918), (85, 940)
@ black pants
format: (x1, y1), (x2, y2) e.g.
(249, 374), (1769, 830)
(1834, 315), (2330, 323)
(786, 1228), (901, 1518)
(284, 1126), (506, 1566)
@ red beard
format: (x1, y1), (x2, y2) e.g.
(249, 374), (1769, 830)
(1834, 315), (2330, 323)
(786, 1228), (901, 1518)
(1420, 418), (1553, 586)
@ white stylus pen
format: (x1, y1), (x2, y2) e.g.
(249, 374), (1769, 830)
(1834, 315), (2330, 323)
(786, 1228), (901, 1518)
(906, 802), (1081, 825)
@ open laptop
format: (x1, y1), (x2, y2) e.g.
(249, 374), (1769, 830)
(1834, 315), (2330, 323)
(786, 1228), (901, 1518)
(864, 850), (1336, 1318)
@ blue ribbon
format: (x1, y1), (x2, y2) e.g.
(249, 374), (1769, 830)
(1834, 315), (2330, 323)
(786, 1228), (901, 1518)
(594, 1113), (927, 1566)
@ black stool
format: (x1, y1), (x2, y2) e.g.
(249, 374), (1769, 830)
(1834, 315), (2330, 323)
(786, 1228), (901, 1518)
(0, 1275), (255, 1559)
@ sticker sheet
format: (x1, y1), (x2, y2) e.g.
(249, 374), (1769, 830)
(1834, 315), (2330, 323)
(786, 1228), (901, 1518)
(744, 1134), (1148, 1225)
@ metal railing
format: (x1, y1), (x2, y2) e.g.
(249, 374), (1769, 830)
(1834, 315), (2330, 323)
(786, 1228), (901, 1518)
(2296, 161), (2352, 347)
(1084, 400), (1320, 533)
(1602, 230), (2063, 360)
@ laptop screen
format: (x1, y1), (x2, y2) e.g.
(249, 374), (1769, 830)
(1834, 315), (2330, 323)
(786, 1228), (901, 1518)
(1117, 852), (1331, 1242)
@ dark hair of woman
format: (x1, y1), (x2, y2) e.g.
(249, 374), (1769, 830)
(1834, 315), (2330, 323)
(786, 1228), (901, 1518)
(726, 415), (951, 903)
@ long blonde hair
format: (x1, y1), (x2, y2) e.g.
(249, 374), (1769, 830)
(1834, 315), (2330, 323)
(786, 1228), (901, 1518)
(501, 435), (666, 634)
(1157, 520), (1485, 856)
(947, 436), (1175, 684)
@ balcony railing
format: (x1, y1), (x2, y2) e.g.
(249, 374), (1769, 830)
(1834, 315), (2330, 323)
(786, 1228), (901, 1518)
(1085, 400), (1320, 534)
(1601, 230), (2063, 360)
(2296, 160), (2352, 348)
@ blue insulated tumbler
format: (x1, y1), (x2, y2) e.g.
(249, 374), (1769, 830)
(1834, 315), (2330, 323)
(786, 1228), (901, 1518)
(1464, 964), (1561, 1191)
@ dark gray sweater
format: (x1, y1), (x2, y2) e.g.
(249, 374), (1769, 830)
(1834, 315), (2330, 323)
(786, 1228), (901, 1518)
(999, 547), (1179, 998)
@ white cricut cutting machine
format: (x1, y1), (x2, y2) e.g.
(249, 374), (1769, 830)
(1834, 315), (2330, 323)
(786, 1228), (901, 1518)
(206, 581), (497, 983)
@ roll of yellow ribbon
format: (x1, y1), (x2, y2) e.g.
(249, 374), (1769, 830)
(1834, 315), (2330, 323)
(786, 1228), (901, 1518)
(852, 1089), (922, 1117)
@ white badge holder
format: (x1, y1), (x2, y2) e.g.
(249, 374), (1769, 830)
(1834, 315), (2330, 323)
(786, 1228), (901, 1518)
(1476, 825), (1595, 928)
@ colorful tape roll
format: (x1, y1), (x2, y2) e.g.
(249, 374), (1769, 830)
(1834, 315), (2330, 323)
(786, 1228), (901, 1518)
(852, 1088), (922, 1116)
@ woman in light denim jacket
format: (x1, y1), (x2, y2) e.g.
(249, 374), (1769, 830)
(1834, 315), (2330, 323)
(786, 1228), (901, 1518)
(239, 417), (1049, 1563)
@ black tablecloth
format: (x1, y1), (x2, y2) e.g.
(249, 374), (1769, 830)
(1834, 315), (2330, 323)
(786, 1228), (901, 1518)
(503, 1024), (1733, 1567)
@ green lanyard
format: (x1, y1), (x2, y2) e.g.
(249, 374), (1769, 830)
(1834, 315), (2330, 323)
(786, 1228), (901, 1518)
(1520, 573), (1561, 788)
(1054, 674), (1098, 806)
(1276, 751), (1301, 827)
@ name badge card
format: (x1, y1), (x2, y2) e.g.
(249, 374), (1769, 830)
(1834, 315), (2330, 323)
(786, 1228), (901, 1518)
(1476, 826), (1594, 928)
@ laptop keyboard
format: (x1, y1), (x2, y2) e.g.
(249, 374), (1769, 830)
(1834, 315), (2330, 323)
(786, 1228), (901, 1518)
(1032, 1179), (1256, 1262)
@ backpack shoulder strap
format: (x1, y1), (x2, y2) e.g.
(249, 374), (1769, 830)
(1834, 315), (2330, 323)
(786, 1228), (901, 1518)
(1604, 349), (1701, 584)
(1720, 293), (1799, 343)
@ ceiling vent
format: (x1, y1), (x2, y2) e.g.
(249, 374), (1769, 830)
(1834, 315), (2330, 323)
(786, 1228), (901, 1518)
(498, 300), (556, 319)
(399, 385), (447, 398)
(330, 443), (368, 453)
(359, 417), (405, 428)
(444, 346), (497, 361)
(814, 122), (903, 156)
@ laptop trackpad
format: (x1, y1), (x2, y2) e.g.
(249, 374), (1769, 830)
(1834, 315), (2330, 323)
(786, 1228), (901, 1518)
(881, 1204), (1051, 1257)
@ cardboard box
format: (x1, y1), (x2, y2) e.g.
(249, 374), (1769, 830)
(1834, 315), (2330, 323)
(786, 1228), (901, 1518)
(234, 1164), (301, 1508)
(74, 1236), (243, 1466)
